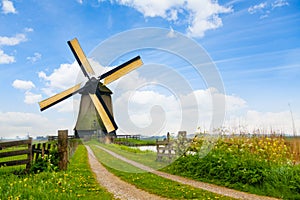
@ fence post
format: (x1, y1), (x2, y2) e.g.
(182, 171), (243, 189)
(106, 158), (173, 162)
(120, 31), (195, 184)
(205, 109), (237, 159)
(58, 130), (68, 170)
(26, 137), (32, 172)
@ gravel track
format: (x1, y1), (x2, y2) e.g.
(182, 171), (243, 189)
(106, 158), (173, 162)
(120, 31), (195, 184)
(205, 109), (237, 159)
(86, 145), (168, 200)
(93, 145), (280, 200)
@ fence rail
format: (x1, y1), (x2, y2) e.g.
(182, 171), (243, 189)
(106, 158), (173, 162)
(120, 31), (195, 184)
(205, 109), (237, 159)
(0, 138), (32, 171)
(48, 135), (76, 141)
(116, 135), (141, 140)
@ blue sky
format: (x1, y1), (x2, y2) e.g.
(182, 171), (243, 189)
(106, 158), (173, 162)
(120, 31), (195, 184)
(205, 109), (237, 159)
(0, 0), (299, 138)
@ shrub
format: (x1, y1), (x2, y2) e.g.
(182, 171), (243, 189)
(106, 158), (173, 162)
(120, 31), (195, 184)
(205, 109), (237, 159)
(163, 134), (300, 199)
(30, 149), (59, 173)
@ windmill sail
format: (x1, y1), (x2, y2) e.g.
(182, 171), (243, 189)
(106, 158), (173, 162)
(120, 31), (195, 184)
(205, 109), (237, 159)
(39, 82), (83, 111)
(68, 38), (95, 78)
(100, 56), (143, 85)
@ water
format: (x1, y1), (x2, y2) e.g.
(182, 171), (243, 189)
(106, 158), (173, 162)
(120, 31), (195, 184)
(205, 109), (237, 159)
(131, 145), (157, 152)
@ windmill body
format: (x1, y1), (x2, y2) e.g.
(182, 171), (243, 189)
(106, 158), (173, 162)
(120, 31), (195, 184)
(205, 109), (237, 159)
(75, 84), (115, 137)
(38, 38), (143, 137)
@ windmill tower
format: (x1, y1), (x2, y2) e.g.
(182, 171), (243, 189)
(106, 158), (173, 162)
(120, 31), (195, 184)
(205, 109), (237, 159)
(38, 38), (143, 138)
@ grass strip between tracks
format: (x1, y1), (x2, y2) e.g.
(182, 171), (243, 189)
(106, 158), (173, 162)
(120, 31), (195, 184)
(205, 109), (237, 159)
(89, 144), (234, 200)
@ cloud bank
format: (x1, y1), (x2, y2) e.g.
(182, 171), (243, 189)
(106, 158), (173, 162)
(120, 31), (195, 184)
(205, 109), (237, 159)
(99, 0), (233, 37)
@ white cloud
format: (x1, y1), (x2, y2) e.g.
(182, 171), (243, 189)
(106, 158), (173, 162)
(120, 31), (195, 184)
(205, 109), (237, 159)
(186, 1), (232, 37)
(55, 98), (80, 113)
(0, 112), (48, 132)
(0, 33), (27, 46)
(77, 0), (83, 4)
(109, 70), (147, 92)
(113, 82), (248, 136)
(24, 91), (42, 104)
(0, 33), (27, 64)
(39, 61), (81, 92)
(272, 0), (289, 9)
(12, 79), (35, 90)
(110, 0), (232, 38)
(248, 2), (267, 14)
(113, 77), (298, 136)
(1, 0), (17, 14)
(248, 1), (288, 18)
(24, 27), (34, 33)
(0, 49), (15, 64)
(0, 111), (74, 138)
(167, 27), (176, 38)
(27, 52), (41, 63)
(115, 0), (182, 20)
(227, 110), (298, 135)
(224, 93), (247, 112)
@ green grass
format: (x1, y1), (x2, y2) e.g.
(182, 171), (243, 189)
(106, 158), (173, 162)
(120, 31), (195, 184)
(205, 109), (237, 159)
(163, 136), (300, 199)
(0, 146), (28, 174)
(87, 140), (166, 170)
(0, 146), (28, 163)
(0, 145), (114, 200)
(89, 144), (234, 200)
(114, 138), (156, 146)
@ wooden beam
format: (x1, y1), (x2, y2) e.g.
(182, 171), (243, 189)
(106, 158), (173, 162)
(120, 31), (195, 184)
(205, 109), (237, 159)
(0, 149), (31, 158)
(0, 159), (30, 167)
(0, 138), (32, 148)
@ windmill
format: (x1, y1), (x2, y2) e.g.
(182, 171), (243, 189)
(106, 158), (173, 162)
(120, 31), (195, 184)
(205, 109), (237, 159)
(38, 38), (143, 137)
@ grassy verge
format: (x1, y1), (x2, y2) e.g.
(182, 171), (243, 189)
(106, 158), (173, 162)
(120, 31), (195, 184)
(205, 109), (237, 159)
(87, 140), (165, 170)
(89, 144), (234, 200)
(0, 145), (113, 200)
(162, 135), (300, 199)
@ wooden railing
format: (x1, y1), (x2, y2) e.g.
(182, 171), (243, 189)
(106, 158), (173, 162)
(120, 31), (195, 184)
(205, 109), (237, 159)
(0, 138), (32, 171)
(156, 140), (176, 162)
(32, 142), (54, 161)
(48, 135), (76, 141)
(116, 135), (141, 140)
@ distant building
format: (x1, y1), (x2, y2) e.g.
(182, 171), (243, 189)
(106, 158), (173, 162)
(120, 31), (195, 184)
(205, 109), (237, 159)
(36, 136), (47, 140)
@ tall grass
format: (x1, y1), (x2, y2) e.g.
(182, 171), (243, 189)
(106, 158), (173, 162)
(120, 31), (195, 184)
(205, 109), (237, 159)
(163, 134), (300, 199)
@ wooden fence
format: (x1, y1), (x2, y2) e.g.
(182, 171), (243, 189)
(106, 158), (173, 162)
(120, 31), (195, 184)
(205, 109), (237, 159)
(0, 130), (78, 172)
(156, 131), (189, 162)
(32, 142), (54, 161)
(48, 135), (76, 141)
(0, 138), (32, 171)
(156, 140), (176, 162)
(116, 135), (141, 140)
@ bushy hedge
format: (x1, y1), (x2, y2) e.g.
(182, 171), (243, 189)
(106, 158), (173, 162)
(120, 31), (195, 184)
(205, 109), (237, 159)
(163, 135), (300, 199)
